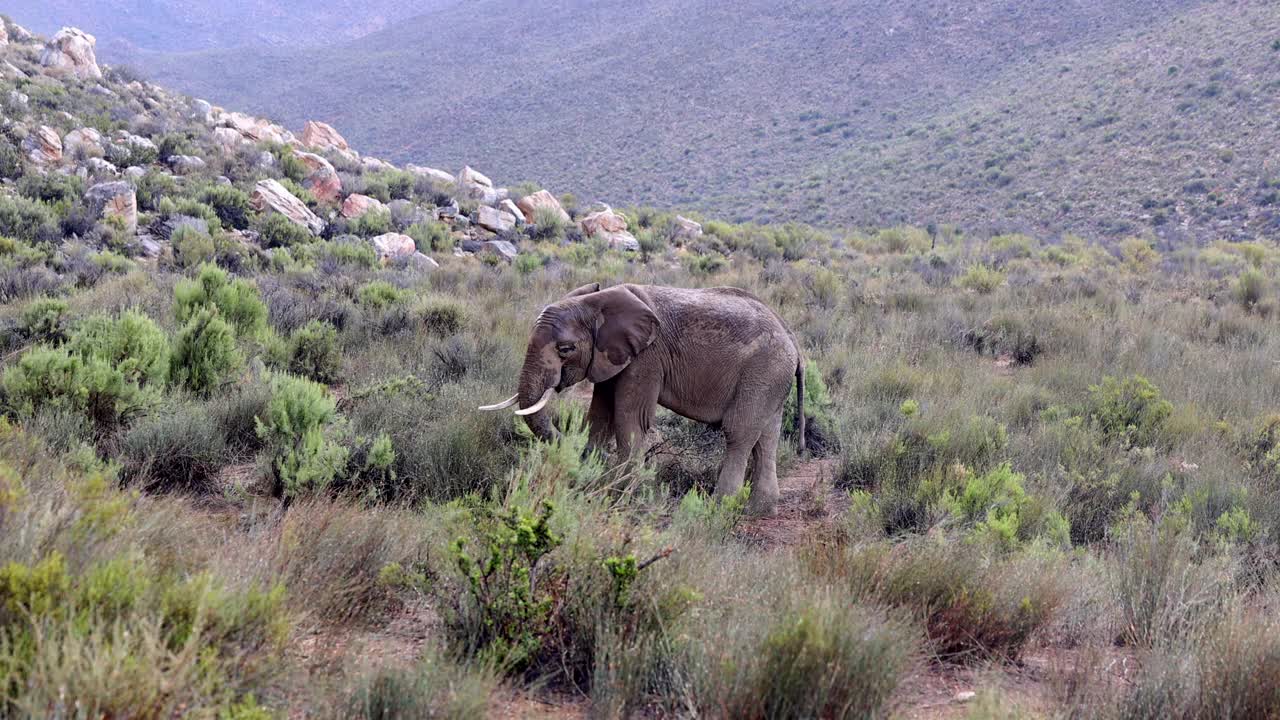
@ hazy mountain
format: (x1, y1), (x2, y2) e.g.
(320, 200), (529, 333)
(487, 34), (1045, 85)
(4, 0), (448, 54)
(94, 0), (1280, 239)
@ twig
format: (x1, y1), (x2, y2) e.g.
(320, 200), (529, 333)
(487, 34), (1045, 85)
(638, 546), (675, 571)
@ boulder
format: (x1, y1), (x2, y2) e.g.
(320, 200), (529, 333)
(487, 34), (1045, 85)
(300, 121), (355, 159)
(388, 199), (430, 227)
(361, 156), (396, 172)
(295, 151), (341, 203)
(405, 164), (454, 185)
(7, 23), (34, 44)
(602, 230), (640, 252)
(212, 127), (244, 153)
(516, 189), (570, 225)
(38, 28), (102, 80)
(369, 232), (416, 262)
(191, 98), (214, 122)
(7, 90), (26, 106)
(218, 110), (295, 145)
(580, 205), (628, 236)
(84, 157), (119, 178)
(458, 166), (493, 188)
(408, 252), (440, 270)
(111, 132), (158, 159)
(62, 127), (104, 158)
(23, 126), (63, 166)
(167, 155), (207, 175)
(0, 21), (7, 46)
(499, 199), (525, 224)
(673, 215), (703, 243)
(479, 240), (518, 263)
(475, 205), (516, 233)
(155, 215), (209, 240)
(137, 235), (164, 258)
(84, 181), (137, 233)
(122, 166), (147, 180)
(340, 193), (387, 219)
(250, 179), (324, 235)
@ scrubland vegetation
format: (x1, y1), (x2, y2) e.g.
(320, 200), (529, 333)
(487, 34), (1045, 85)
(2, 184), (1280, 716)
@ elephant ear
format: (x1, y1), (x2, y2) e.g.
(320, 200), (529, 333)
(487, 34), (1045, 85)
(586, 286), (660, 383)
(562, 282), (601, 299)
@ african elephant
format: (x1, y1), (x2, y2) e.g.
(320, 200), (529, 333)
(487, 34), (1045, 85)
(480, 282), (805, 515)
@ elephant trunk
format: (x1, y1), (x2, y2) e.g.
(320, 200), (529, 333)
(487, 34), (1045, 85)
(517, 352), (556, 441)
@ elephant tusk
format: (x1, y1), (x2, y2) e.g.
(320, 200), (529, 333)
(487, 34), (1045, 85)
(514, 388), (556, 416)
(478, 394), (519, 411)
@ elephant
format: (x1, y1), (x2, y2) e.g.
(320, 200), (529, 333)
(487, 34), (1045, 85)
(480, 282), (805, 515)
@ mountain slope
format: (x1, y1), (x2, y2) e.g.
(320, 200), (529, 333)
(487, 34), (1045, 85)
(127, 0), (1280, 240)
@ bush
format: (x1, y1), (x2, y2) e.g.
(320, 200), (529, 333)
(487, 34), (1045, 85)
(257, 213), (313, 249)
(0, 196), (59, 243)
(255, 373), (348, 499)
(169, 308), (242, 395)
(1233, 268), (1265, 310)
(67, 311), (170, 388)
(415, 297), (467, 337)
(121, 401), (227, 493)
(406, 220), (452, 252)
(348, 209), (392, 238)
(357, 280), (407, 309)
(18, 297), (69, 344)
(1088, 374), (1173, 448)
(171, 225), (216, 268)
(336, 652), (496, 720)
(955, 263), (1005, 293)
(175, 264), (269, 340)
(287, 320), (340, 384)
(2, 346), (145, 437)
(131, 171), (177, 211)
(17, 173), (84, 205)
(199, 185), (252, 231)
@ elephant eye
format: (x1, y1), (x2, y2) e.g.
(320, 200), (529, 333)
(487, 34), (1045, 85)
(556, 342), (575, 357)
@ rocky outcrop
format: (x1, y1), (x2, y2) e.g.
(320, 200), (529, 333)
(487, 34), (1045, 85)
(580, 205), (638, 251)
(215, 110), (296, 146)
(250, 179), (324, 235)
(23, 126), (63, 166)
(499, 199), (524, 224)
(84, 157), (119, 178)
(516, 190), (570, 225)
(212, 127), (244, 154)
(479, 240), (518, 263)
(300, 120), (355, 159)
(0, 22), (7, 46)
(84, 181), (138, 233)
(361, 157), (396, 173)
(370, 232), (416, 262)
(341, 193), (387, 219)
(673, 215), (703, 244)
(476, 205), (517, 233)
(168, 155), (207, 175)
(459, 166), (502, 205)
(38, 28), (102, 80)
(405, 165), (454, 185)
(294, 151), (341, 203)
(62, 127), (104, 158)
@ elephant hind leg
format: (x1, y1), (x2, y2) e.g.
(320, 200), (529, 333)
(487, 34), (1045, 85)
(714, 426), (763, 502)
(746, 411), (783, 516)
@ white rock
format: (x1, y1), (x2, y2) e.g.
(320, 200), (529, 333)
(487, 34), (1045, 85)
(38, 27), (102, 80)
(250, 179), (325, 235)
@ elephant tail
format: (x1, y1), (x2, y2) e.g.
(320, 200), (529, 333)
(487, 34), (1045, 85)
(795, 358), (807, 455)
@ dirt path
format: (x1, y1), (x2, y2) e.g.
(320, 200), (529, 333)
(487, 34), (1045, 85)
(736, 456), (848, 546)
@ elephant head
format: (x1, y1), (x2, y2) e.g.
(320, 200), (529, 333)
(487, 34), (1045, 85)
(479, 283), (660, 439)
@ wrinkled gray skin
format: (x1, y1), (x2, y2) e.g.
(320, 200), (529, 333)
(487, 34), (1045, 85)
(509, 282), (804, 516)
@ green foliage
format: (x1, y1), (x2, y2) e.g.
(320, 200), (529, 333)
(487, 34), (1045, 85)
(0, 195), (59, 243)
(68, 311), (170, 388)
(1233, 268), (1265, 310)
(956, 263), (1005, 293)
(415, 297), (467, 337)
(174, 264), (269, 340)
(337, 653), (496, 720)
(450, 499), (561, 669)
(357, 280), (407, 309)
(199, 185), (252, 230)
(287, 320), (340, 384)
(131, 171), (177, 212)
(256, 213), (314, 248)
(17, 173), (84, 205)
(255, 373), (348, 498)
(18, 297), (69, 344)
(121, 401), (226, 493)
(674, 485), (750, 539)
(942, 462), (1036, 549)
(406, 220), (452, 251)
(1088, 374), (1173, 448)
(783, 359), (834, 446)
(171, 225), (217, 268)
(169, 308), (242, 395)
(347, 208), (392, 238)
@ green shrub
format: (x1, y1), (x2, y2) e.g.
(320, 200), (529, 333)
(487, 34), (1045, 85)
(783, 359), (835, 451)
(348, 209), (392, 238)
(357, 280), (407, 309)
(169, 308), (242, 395)
(174, 264), (269, 340)
(2, 346), (146, 436)
(406, 220), (452, 252)
(171, 225), (216, 268)
(18, 297), (69, 344)
(1088, 374), (1173, 448)
(67, 311), (170, 388)
(17, 173), (84, 205)
(198, 185), (251, 230)
(1233, 268), (1266, 310)
(0, 196), (59, 243)
(450, 499), (561, 669)
(257, 213), (313, 248)
(415, 297), (467, 337)
(287, 320), (340, 384)
(955, 263), (1005, 293)
(131, 171), (177, 212)
(255, 373), (348, 498)
(529, 206), (568, 241)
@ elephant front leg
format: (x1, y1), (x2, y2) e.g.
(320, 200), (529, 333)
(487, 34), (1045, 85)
(586, 381), (615, 455)
(714, 429), (761, 503)
(611, 368), (661, 463)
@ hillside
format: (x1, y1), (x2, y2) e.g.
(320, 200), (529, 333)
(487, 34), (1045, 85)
(5, 0), (444, 54)
(125, 0), (1280, 241)
(3, 15), (1280, 720)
